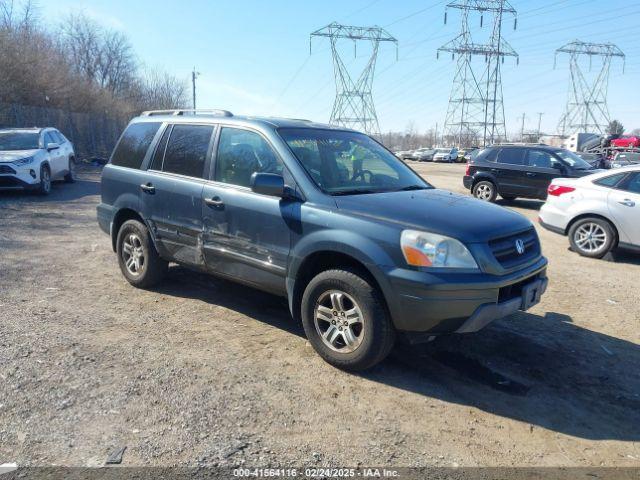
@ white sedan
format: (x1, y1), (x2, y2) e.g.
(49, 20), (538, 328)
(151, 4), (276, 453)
(539, 165), (640, 258)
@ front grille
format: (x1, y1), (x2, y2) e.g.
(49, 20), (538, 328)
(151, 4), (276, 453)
(489, 227), (540, 269)
(0, 165), (16, 174)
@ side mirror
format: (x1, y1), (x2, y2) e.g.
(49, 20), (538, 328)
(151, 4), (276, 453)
(250, 172), (285, 198)
(46, 142), (60, 151)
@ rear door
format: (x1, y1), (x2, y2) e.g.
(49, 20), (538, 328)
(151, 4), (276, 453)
(142, 123), (215, 266)
(201, 126), (293, 294)
(495, 147), (532, 196)
(607, 172), (640, 246)
(525, 149), (564, 198)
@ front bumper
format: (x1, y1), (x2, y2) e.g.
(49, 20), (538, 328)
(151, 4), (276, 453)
(0, 167), (39, 190)
(383, 256), (548, 336)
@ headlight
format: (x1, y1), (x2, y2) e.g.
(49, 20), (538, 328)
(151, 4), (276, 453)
(12, 156), (35, 166)
(401, 230), (478, 269)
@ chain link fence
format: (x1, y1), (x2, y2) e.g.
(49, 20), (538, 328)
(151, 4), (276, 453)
(0, 102), (127, 160)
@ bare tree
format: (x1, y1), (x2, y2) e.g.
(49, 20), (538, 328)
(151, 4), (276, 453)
(133, 69), (189, 111)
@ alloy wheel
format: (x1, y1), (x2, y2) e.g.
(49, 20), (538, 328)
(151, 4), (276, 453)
(475, 183), (493, 201)
(42, 169), (51, 193)
(574, 222), (608, 254)
(314, 290), (364, 354)
(122, 233), (145, 275)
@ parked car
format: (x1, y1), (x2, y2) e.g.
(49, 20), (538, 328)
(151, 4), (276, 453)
(610, 151), (640, 169)
(576, 152), (607, 169)
(433, 147), (458, 163)
(539, 166), (640, 258)
(415, 148), (436, 162)
(407, 147), (428, 161)
(98, 109), (548, 371)
(463, 144), (599, 202)
(611, 135), (640, 149)
(0, 127), (76, 194)
(394, 150), (412, 160)
(461, 148), (480, 162)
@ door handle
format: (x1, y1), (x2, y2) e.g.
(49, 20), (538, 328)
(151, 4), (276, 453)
(618, 199), (635, 207)
(525, 172), (536, 177)
(204, 196), (224, 208)
(140, 183), (155, 194)
(490, 168), (499, 173)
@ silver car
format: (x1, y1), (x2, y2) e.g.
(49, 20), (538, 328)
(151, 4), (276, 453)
(539, 165), (640, 258)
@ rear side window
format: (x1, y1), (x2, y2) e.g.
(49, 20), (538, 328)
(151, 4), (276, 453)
(619, 173), (640, 193)
(161, 124), (213, 178)
(593, 173), (626, 188)
(476, 148), (498, 162)
(111, 122), (161, 169)
(149, 126), (172, 171)
(498, 148), (526, 165)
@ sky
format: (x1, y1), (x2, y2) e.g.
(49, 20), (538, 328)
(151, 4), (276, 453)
(39, 0), (640, 136)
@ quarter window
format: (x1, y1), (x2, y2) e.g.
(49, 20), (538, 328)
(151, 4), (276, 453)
(161, 124), (213, 178)
(111, 122), (161, 169)
(215, 127), (283, 188)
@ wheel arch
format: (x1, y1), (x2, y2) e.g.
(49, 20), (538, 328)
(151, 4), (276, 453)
(471, 172), (498, 189)
(111, 208), (149, 252)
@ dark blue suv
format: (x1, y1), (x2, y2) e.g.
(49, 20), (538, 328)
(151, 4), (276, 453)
(98, 110), (548, 370)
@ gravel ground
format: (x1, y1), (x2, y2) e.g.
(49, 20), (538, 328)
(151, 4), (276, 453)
(0, 163), (639, 468)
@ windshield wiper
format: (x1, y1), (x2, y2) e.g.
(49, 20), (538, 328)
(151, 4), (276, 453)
(331, 189), (379, 196)
(395, 185), (429, 191)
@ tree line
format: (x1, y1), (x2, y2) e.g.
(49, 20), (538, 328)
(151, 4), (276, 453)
(0, 0), (188, 121)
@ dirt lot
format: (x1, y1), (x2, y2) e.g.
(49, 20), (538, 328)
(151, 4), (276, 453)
(1, 163), (639, 468)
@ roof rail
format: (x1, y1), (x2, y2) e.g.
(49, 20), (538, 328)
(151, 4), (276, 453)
(140, 109), (233, 117)
(493, 142), (548, 146)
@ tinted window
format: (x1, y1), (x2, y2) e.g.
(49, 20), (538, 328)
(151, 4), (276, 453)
(621, 173), (640, 194)
(475, 148), (498, 162)
(498, 148), (526, 165)
(215, 128), (283, 187)
(527, 150), (559, 169)
(162, 124), (213, 178)
(594, 173), (626, 188)
(149, 125), (171, 171)
(111, 122), (161, 169)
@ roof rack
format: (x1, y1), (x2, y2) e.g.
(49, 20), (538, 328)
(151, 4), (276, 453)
(140, 109), (233, 117)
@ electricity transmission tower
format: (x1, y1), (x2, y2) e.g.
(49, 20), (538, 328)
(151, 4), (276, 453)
(438, 1), (518, 147)
(310, 22), (397, 136)
(555, 40), (625, 135)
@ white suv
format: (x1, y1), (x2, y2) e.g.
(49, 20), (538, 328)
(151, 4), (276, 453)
(539, 165), (640, 258)
(0, 127), (76, 194)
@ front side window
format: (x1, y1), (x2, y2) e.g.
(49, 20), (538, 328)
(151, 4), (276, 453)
(215, 127), (283, 187)
(498, 148), (526, 165)
(111, 122), (161, 169)
(161, 124), (213, 178)
(527, 150), (559, 169)
(44, 132), (56, 146)
(279, 128), (430, 195)
(553, 149), (593, 170)
(0, 131), (40, 151)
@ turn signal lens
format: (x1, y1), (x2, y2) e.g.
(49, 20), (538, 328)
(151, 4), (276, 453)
(548, 185), (575, 196)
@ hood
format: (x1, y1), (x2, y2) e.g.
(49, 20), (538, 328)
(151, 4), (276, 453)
(0, 149), (40, 162)
(334, 189), (532, 243)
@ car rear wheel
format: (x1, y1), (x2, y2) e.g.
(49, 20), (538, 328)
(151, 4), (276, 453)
(116, 219), (168, 288)
(472, 180), (497, 202)
(37, 164), (51, 195)
(568, 217), (616, 259)
(64, 158), (76, 183)
(301, 268), (395, 371)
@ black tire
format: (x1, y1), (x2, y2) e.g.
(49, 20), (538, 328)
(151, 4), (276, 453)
(568, 217), (616, 259)
(64, 157), (76, 183)
(472, 180), (497, 202)
(37, 164), (51, 195)
(116, 219), (168, 288)
(501, 194), (517, 202)
(301, 268), (395, 371)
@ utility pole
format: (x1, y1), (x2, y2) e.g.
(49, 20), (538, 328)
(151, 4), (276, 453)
(192, 68), (200, 110)
(434, 122), (438, 147)
(520, 113), (526, 142)
(438, 1), (518, 148)
(555, 41), (625, 134)
(536, 112), (544, 139)
(311, 23), (398, 136)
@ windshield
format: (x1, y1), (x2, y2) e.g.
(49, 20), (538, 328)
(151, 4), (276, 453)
(0, 132), (40, 151)
(435, 148), (450, 154)
(553, 149), (593, 170)
(279, 128), (432, 195)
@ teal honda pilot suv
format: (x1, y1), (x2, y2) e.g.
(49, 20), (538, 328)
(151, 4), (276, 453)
(98, 109), (548, 371)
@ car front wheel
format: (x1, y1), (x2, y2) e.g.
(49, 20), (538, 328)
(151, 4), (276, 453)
(37, 164), (51, 195)
(472, 180), (497, 202)
(301, 268), (395, 371)
(568, 217), (616, 259)
(116, 219), (168, 287)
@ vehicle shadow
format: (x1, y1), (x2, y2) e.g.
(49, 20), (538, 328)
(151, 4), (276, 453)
(0, 175), (100, 203)
(496, 198), (544, 210)
(154, 266), (640, 442)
